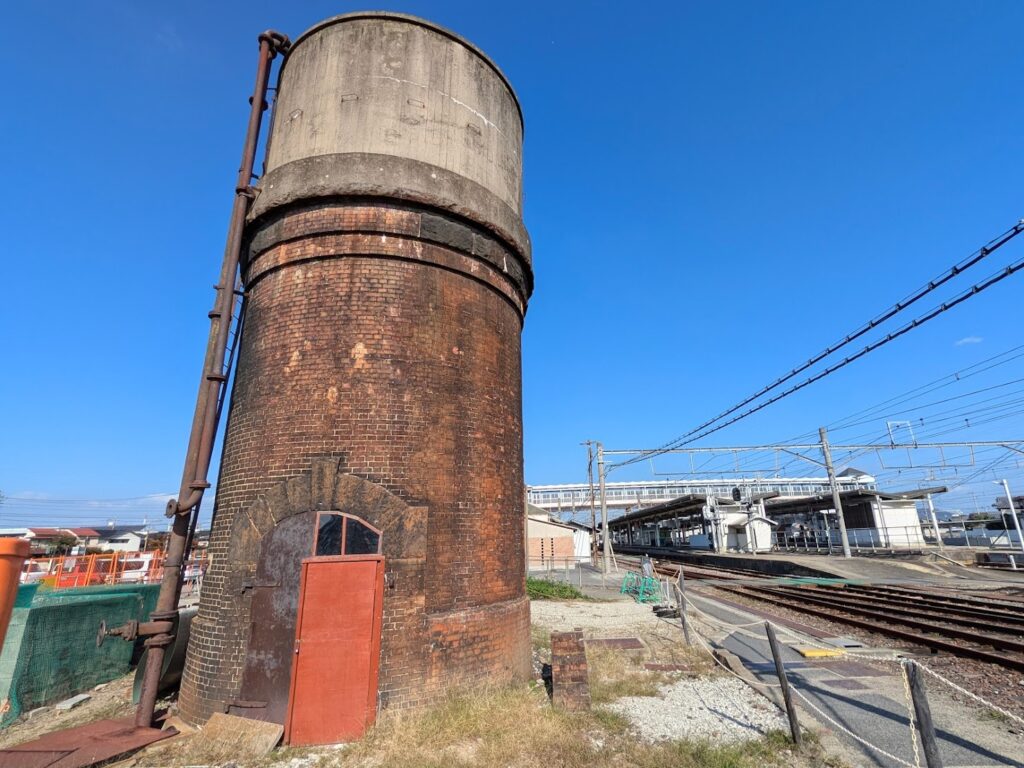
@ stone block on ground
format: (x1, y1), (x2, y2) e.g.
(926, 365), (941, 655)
(55, 693), (91, 711)
(550, 628), (590, 712)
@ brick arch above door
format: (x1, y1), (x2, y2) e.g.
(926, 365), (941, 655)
(228, 458), (427, 574)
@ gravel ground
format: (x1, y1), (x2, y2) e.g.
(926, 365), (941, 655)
(606, 676), (787, 743)
(530, 599), (671, 637)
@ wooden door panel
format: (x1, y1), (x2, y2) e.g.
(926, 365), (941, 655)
(285, 556), (383, 745)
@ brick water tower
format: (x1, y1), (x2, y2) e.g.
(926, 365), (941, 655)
(177, 12), (533, 743)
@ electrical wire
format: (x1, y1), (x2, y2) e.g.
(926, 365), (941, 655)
(615, 244), (1024, 469)
(617, 221), (1024, 467)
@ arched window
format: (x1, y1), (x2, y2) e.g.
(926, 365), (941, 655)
(313, 512), (382, 557)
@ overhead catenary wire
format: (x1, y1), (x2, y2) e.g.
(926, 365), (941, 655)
(757, 344), (1024, 475)
(616, 221), (1024, 468)
(615, 241), (1024, 469)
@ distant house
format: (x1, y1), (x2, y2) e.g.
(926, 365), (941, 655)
(525, 504), (589, 570)
(64, 528), (101, 548)
(93, 526), (146, 552)
(0, 527), (100, 554)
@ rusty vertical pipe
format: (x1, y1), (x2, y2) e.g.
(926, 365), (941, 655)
(135, 30), (289, 729)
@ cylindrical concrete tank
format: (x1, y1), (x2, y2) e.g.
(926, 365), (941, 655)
(179, 12), (533, 734)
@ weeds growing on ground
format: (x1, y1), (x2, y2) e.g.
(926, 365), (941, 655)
(587, 647), (668, 703)
(525, 577), (590, 601)
(530, 624), (551, 653)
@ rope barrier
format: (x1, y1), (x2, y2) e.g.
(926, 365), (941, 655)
(674, 608), (918, 766)
(789, 686), (917, 767)
(912, 662), (1024, 728)
(687, 590), (1024, 726)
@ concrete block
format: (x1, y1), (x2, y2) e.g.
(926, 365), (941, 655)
(54, 694), (91, 711)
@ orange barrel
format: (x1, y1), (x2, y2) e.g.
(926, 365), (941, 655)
(0, 539), (30, 650)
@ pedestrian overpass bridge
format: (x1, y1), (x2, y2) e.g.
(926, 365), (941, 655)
(527, 474), (876, 517)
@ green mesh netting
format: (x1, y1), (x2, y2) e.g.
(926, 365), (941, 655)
(0, 583), (159, 727)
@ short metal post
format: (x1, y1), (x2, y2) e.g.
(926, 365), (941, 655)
(765, 622), (801, 746)
(673, 582), (692, 646)
(905, 661), (943, 768)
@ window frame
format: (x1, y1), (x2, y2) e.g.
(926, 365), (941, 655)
(312, 511), (383, 557)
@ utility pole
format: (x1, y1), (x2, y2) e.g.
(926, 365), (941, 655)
(597, 441), (611, 574)
(819, 427), (852, 558)
(998, 479), (1024, 555)
(925, 494), (943, 550)
(583, 441), (598, 562)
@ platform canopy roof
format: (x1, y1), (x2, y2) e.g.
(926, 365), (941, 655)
(763, 486), (947, 517)
(606, 494), (726, 530)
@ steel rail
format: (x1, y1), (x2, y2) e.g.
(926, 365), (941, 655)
(838, 585), (1024, 623)
(842, 583), (1024, 611)
(764, 585), (1024, 633)
(730, 585), (1024, 656)
(717, 585), (1024, 673)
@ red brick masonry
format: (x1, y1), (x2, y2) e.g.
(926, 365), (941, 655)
(178, 200), (533, 724)
(550, 629), (591, 711)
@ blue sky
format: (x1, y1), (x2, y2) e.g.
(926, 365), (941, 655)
(3, 1), (1023, 527)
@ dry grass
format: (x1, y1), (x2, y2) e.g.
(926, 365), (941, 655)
(530, 625), (551, 654)
(119, 671), (840, 768)
(301, 685), (838, 768)
(587, 647), (669, 704)
(341, 686), (590, 768)
(117, 628), (836, 768)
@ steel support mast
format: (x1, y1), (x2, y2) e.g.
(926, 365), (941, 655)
(819, 427), (852, 558)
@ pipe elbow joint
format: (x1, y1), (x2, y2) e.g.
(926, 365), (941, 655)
(258, 30), (291, 56)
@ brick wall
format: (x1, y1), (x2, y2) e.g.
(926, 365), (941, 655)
(550, 630), (590, 711)
(527, 535), (576, 568)
(178, 200), (532, 724)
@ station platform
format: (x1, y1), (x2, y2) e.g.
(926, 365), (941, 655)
(614, 545), (1024, 590)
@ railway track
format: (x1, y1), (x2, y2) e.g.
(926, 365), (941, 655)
(619, 552), (1024, 673)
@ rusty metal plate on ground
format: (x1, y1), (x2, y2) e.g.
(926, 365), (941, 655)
(0, 752), (72, 768)
(587, 638), (644, 650)
(0, 718), (173, 768)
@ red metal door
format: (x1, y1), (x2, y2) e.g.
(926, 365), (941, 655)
(285, 555), (384, 745)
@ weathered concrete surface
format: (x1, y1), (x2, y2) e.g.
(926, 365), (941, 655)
(257, 13), (524, 237)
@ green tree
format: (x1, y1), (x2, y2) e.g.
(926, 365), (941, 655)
(51, 534), (78, 555)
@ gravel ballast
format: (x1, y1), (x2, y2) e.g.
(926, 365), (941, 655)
(606, 677), (787, 743)
(531, 599), (669, 635)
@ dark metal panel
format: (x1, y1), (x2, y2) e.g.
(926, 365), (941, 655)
(236, 511), (316, 724)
